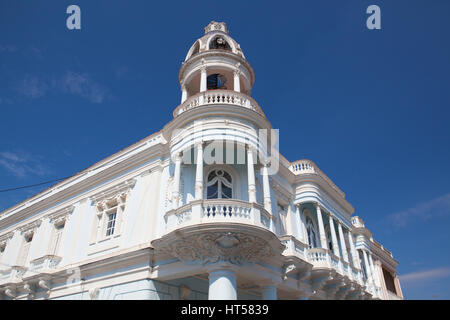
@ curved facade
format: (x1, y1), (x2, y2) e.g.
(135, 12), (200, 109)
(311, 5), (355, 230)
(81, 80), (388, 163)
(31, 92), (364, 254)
(0, 21), (402, 300)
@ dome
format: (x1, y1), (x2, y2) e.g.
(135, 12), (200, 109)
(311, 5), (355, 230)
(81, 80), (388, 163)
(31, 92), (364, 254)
(184, 21), (245, 61)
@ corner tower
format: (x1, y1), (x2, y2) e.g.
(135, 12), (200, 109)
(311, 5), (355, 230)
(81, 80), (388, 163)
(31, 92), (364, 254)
(175, 21), (259, 116)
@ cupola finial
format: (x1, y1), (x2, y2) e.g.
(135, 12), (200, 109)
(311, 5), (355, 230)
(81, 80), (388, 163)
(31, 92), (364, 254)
(204, 21), (228, 34)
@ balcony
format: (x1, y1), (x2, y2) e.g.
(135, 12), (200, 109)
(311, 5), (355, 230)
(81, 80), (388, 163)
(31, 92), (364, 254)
(28, 255), (62, 274)
(289, 159), (346, 198)
(0, 266), (26, 286)
(173, 90), (265, 117)
(306, 247), (367, 297)
(164, 199), (273, 233)
(153, 198), (285, 268)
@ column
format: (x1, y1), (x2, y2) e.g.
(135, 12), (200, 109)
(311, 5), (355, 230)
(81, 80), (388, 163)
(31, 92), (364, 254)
(328, 214), (340, 257)
(394, 273), (403, 298)
(247, 146), (257, 203)
(368, 253), (378, 286)
(200, 67), (207, 92)
(294, 204), (304, 240)
(181, 85), (187, 103)
(261, 162), (272, 213)
(233, 70), (240, 92)
(296, 205), (307, 243)
(208, 269), (237, 300)
(347, 231), (360, 269)
(314, 203), (327, 249)
(362, 250), (373, 284)
(337, 223), (349, 263)
(172, 152), (182, 209)
(261, 285), (277, 300)
(194, 142), (204, 200)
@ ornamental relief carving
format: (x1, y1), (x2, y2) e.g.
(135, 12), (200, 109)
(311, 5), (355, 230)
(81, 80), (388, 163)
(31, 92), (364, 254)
(165, 175), (184, 209)
(158, 231), (276, 266)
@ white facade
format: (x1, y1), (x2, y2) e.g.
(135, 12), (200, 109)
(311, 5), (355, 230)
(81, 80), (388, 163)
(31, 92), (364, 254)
(0, 22), (403, 300)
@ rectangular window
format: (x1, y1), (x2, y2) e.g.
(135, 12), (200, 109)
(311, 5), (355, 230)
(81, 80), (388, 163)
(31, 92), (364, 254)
(0, 244), (5, 262)
(383, 267), (397, 294)
(105, 211), (117, 236)
(18, 234), (33, 266)
(50, 223), (65, 256)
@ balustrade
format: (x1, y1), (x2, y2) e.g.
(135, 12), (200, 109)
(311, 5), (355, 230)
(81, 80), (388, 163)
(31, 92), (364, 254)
(173, 90), (264, 117)
(164, 199), (273, 232)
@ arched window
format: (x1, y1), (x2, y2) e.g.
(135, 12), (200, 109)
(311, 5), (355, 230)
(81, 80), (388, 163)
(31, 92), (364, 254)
(206, 169), (233, 199)
(306, 216), (318, 249)
(209, 36), (231, 51)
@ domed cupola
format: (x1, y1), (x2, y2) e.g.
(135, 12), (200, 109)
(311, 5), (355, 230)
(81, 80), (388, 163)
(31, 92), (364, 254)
(176, 21), (257, 117)
(184, 21), (246, 60)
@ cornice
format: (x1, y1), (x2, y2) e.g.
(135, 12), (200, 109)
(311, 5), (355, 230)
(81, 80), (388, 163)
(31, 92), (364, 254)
(293, 174), (354, 216)
(369, 240), (398, 271)
(179, 51), (255, 85)
(0, 147), (168, 230)
(47, 205), (75, 226)
(89, 178), (136, 205)
(0, 132), (166, 221)
(0, 231), (14, 245)
(162, 104), (272, 144)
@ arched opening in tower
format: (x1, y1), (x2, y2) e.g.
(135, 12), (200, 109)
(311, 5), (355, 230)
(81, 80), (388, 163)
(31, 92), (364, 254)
(207, 74), (227, 90)
(209, 36), (231, 51)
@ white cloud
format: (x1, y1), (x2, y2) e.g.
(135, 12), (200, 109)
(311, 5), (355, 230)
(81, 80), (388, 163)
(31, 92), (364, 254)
(400, 267), (450, 284)
(16, 71), (108, 103)
(59, 71), (108, 103)
(0, 151), (51, 178)
(388, 193), (450, 227)
(17, 74), (48, 99)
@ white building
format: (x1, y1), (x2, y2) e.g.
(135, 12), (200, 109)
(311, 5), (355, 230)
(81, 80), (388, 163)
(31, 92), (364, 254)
(0, 22), (403, 300)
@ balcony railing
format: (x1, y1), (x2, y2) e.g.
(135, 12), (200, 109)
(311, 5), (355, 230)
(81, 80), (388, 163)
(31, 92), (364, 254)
(173, 90), (265, 117)
(164, 199), (274, 232)
(289, 159), (346, 198)
(307, 247), (330, 269)
(29, 255), (62, 273)
(306, 247), (366, 286)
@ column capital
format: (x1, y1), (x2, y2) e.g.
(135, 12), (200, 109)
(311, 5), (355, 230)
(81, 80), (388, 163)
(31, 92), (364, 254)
(173, 152), (183, 162)
(261, 159), (271, 167)
(195, 140), (205, 148)
(246, 144), (256, 153)
(206, 262), (236, 274)
(313, 201), (321, 209)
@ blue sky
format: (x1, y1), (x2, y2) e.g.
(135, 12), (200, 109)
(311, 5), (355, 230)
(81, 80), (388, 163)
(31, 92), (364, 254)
(0, 0), (449, 299)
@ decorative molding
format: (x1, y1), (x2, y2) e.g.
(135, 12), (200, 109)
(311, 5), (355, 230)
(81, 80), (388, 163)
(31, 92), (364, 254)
(90, 178), (136, 209)
(156, 231), (278, 266)
(18, 219), (42, 237)
(48, 205), (74, 226)
(89, 287), (100, 300)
